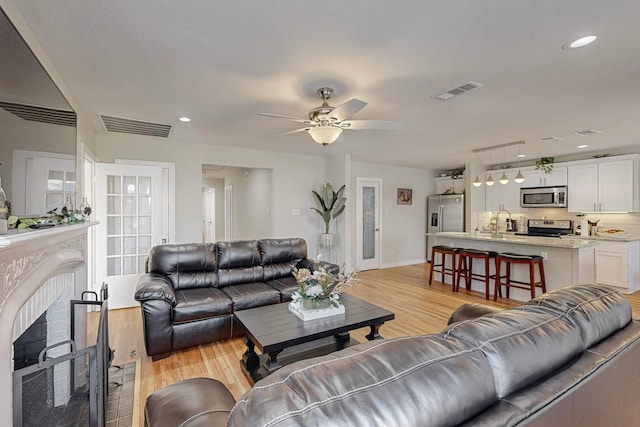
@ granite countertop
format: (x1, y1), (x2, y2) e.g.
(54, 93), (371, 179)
(562, 233), (640, 242)
(435, 232), (600, 249)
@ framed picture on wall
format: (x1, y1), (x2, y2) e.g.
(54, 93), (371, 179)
(397, 188), (412, 205)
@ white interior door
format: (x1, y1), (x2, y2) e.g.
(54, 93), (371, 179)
(356, 178), (382, 270)
(203, 188), (216, 242)
(95, 163), (163, 309)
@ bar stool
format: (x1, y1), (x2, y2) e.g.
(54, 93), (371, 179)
(455, 249), (499, 300)
(429, 246), (460, 288)
(494, 252), (546, 301)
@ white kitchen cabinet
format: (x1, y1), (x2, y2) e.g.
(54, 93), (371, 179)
(567, 158), (638, 212)
(485, 170), (523, 212)
(595, 240), (640, 292)
(521, 166), (567, 187)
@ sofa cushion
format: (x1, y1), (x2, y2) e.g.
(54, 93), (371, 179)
(259, 238), (307, 280)
(222, 282), (280, 311)
(173, 288), (233, 323)
(525, 284), (632, 349)
(217, 241), (264, 287)
(265, 276), (298, 302)
(443, 309), (583, 399)
(145, 377), (236, 427)
(229, 335), (497, 427)
(147, 243), (218, 290)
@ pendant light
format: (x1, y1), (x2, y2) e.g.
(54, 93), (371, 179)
(514, 145), (525, 183)
(485, 150), (495, 186)
(499, 148), (509, 184)
(472, 151), (482, 187)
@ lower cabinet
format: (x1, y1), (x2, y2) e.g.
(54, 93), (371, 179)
(595, 241), (639, 291)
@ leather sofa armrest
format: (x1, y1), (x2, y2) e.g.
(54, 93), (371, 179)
(447, 303), (502, 325)
(135, 273), (177, 306)
(297, 258), (340, 274)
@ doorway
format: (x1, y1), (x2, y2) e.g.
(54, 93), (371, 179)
(94, 163), (167, 309)
(355, 177), (382, 270)
(202, 188), (216, 242)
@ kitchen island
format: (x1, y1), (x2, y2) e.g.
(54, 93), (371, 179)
(433, 232), (599, 302)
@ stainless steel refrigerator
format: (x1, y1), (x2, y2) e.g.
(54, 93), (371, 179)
(426, 194), (465, 261)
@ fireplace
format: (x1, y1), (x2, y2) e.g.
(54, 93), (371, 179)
(12, 296), (110, 426)
(0, 223), (94, 426)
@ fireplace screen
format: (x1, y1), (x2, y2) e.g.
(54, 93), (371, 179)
(13, 296), (110, 427)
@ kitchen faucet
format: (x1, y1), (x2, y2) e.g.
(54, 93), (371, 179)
(494, 207), (512, 237)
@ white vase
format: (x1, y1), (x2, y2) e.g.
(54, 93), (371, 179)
(320, 233), (334, 247)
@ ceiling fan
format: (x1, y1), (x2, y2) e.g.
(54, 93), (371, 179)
(259, 87), (399, 146)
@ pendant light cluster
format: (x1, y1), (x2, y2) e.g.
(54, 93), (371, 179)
(471, 141), (526, 187)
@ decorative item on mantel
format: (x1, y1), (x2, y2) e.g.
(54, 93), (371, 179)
(311, 182), (346, 247)
(288, 261), (360, 321)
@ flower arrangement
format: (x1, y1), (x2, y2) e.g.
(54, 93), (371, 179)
(291, 262), (360, 309)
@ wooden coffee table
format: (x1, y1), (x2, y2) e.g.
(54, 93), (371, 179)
(235, 293), (394, 384)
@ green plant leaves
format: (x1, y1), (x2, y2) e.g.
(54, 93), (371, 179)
(311, 183), (347, 233)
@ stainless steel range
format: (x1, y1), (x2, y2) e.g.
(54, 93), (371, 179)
(516, 219), (574, 238)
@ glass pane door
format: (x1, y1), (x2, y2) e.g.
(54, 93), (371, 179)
(95, 163), (163, 309)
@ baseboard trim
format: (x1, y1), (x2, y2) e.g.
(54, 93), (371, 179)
(382, 259), (426, 269)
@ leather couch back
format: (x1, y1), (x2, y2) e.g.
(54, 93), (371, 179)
(147, 243), (218, 290)
(217, 240), (264, 287)
(229, 336), (498, 427)
(259, 238), (307, 281)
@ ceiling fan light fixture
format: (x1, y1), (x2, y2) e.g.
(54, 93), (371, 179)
(308, 126), (342, 146)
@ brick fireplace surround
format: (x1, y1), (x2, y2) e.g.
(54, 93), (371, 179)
(0, 223), (93, 425)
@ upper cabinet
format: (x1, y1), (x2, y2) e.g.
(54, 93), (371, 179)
(567, 157), (639, 213)
(485, 169), (525, 212)
(521, 167), (567, 187)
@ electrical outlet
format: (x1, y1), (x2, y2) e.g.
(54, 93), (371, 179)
(540, 251), (548, 260)
(291, 208), (300, 216)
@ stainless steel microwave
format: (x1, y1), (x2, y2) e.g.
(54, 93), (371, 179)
(520, 186), (567, 208)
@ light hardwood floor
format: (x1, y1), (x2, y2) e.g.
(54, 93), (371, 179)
(106, 263), (640, 427)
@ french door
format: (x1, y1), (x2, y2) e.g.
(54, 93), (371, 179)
(356, 177), (382, 270)
(95, 163), (163, 309)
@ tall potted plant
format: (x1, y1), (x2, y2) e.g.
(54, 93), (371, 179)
(311, 183), (346, 247)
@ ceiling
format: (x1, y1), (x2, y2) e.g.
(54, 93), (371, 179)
(11, 0), (640, 170)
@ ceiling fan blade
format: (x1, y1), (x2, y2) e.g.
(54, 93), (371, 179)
(258, 112), (314, 124)
(274, 127), (313, 136)
(340, 120), (401, 130)
(327, 98), (367, 122)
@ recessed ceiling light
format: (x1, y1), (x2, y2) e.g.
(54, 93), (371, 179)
(577, 144), (589, 149)
(516, 153), (526, 158)
(562, 34), (598, 50)
(179, 117), (191, 122)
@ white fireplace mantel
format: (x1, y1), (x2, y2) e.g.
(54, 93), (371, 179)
(0, 222), (95, 423)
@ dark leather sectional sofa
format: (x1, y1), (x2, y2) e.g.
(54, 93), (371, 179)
(144, 284), (640, 426)
(134, 238), (337, 360)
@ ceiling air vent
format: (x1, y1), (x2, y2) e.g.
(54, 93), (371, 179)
(0, 101), (76, 127)
(541, 136), (562, 142)
(432, 81), (484, 101)
(572, 129), (602, 137)
(100, 114), (172, 138)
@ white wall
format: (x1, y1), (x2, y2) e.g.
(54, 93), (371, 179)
(350, 161), (433, 268)
(94, 133), (327, 256)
